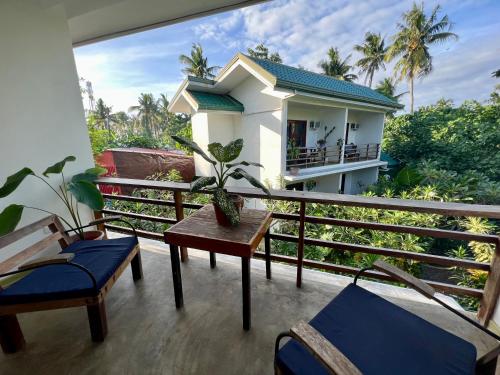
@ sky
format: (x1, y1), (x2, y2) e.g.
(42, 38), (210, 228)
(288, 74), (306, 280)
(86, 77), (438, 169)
(74, 0), (500, 113)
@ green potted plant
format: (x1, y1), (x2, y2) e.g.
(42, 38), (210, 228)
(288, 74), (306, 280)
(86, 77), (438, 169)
(287, 140), (300, 176)
(0, 156), (106, 239)
(172, 136), (270, 226)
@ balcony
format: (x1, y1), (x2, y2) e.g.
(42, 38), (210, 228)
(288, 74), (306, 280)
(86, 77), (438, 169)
(286, 143), (380, 172)
(3, 177), (499, 373)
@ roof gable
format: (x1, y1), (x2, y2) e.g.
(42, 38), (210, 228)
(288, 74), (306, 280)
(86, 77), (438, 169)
(243, 55), (402, 109)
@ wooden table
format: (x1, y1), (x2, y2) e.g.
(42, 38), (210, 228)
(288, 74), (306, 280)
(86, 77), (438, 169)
(164, 205), (273, 330)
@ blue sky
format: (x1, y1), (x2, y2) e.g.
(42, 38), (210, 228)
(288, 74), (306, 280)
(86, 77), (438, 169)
(74, 0), (500, 113)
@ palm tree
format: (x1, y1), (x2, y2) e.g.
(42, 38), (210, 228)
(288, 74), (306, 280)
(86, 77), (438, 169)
(129, 93), (159, 138)
(386, 3), (457, 113)
(247, 43), (283, 63)
(319, 47), (358, 82)
(492, 69), (500, 78)
(93, 98), (114, 135)
(157, 93), (172, 134)
(375, 78), (407, 102)
(354, 32), (387, 87)
(375, 78), (407, 117)
(179, 43), (219, 79)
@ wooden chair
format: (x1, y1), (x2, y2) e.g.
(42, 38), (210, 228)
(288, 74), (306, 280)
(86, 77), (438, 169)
(275, 260), (500, 375)
(0, 215), (142, 353)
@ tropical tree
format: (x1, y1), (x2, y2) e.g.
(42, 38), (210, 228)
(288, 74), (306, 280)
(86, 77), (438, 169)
(179, 43), (219, 79)
(492, 69), (500, 78)
(247, 43), (283, 63)
(93, 98), (115, 135)
(319, 47), (358, 82)
(129, 93), (159, 138)
(386, 3), (457, 113)
(354, 32), (387, 87)
(375, 78), (407, 102)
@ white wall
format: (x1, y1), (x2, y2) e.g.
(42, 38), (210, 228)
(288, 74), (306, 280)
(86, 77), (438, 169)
(344, 167), (379, 194)
(346, 109), (385, 146)
(315, 174), (341, 194)
(231, 76), (283, 189)
(0, 2), (94, 261)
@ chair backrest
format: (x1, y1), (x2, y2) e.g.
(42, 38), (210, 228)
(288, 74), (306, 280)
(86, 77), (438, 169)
(0, 215), (70, 274)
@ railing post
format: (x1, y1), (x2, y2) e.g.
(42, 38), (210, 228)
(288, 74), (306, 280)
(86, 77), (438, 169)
(478, 240), (500, 325)
(173, 191), (188, 262)
(296, 201), (306, 288)
(366, 144), (369, 160)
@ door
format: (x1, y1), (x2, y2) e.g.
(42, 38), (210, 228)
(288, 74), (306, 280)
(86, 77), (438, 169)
(287, 120), (307, 148)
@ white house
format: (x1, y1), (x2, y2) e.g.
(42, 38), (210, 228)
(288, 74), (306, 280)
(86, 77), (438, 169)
(169, 53), (402, 194)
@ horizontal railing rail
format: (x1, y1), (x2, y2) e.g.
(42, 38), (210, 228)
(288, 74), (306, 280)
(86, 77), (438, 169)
(96, 177), (500, 323)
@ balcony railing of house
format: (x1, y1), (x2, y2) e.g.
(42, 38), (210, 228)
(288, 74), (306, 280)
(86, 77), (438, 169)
(286, 143), (380, 170)
(286, 145), (342, 169)
(96, 177), (500, 325)
(343, 143), (380, 163)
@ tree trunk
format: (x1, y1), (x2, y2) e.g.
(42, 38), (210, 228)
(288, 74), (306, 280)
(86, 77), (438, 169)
(409, 77), (414, 114)
(368, 72), (373, 88)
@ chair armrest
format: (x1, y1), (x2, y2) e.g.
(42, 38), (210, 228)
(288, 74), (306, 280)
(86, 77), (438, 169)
(373, 260), (435, 298)
(18, 253), (75, 271)
(89, 215), (121, 226)
(289, 321), (362, 375)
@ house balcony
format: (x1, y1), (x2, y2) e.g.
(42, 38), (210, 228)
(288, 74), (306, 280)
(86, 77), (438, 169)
(285, 143), (381, 175)
(2, 177), (500, 373)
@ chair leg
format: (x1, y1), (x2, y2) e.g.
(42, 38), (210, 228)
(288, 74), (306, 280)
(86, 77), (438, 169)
(131, 249), (143, 281)
(476, 355), (498, 375)
(0, 315), (26, 354)
(87, 301), (108, 342)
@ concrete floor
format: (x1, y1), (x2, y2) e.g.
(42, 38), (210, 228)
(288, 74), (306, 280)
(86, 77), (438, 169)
(1, 237), (498, 375)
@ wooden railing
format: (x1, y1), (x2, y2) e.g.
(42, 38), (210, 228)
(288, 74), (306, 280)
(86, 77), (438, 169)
(343, 143), (380, 163)
(286, 143), (380, 170)
(96, 177), (500, 324)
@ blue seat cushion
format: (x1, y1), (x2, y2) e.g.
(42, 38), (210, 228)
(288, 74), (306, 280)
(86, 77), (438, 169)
(277, 284), (477, 375)
(0, 236), (138, 304)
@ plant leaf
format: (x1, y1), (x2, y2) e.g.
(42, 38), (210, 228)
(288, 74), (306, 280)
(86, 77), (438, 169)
(42, 156), (76, 177)
(171, 136), (216, 165)
(67, 180), (104, 210)
(85, 166), (107, 176)
(226, 161), (264, 168)
(394, 166), (423, 187)
(71, 173), (99, 183)
(213, 188), (240, 226)
(0, 168), (34, 198)
(190, 176), (216, 192)
(0, 204), (24, 236)
(229, 168), (271, 195)
(208, 139), (243, 163)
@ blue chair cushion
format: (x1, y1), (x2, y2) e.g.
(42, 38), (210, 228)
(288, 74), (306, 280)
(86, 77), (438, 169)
(0, 236), (138, 304)
(277, 283), (477, 375)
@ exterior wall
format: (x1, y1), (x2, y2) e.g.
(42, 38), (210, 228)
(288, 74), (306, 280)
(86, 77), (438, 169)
(343, 167), (379, 194)
(230, 77), (282, 189)
(346, 109), (385, 147)
(0, 2), (94, 261)
(287, 104), (346, 150)
(315, 174), (341, 194)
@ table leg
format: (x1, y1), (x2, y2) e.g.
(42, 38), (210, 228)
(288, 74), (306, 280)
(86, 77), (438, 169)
(265, 229), (271, 280)
(169, 244), (183, 309)
(210, 252), (217, 269)
(242, 257), (251, 331)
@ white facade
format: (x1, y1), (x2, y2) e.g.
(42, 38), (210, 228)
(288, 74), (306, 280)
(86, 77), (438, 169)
(169, 54), (394, 196)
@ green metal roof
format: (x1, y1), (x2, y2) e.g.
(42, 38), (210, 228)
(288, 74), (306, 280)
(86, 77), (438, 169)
(381, 151), (400, 167)
(245, 55), (402, 109)
(187, 90), (244, 112)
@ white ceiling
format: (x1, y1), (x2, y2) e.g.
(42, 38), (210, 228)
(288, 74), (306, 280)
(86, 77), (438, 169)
(43, 0), (269, 46)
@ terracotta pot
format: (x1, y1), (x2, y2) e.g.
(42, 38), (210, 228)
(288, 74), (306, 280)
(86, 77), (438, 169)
(69, 230), (105, 242)
(213, 194), (244, 227)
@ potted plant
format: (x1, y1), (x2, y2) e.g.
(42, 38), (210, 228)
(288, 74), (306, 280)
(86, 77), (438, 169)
(287, 140), (300, 176)
(172, 136), (270, 227)
(0, 156), (106, 240)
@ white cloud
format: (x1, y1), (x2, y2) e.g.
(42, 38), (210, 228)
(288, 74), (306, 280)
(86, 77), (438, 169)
(195, 0), (500, 111)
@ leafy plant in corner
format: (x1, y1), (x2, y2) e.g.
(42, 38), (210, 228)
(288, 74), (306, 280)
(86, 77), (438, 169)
(0, 156), (106, 238)
(172, 136), (270, 226)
